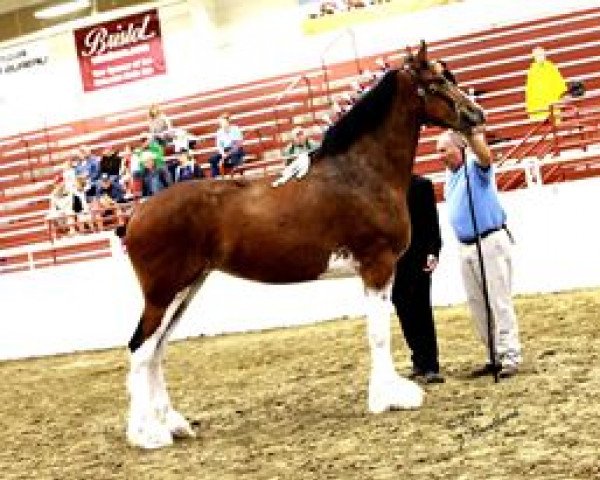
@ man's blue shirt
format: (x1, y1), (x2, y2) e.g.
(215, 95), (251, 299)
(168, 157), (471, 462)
(445, 155), (506, 242)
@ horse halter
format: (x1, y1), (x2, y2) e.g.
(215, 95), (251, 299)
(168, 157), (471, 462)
(404, 62), (458, 107)
(404, 61), (481, 128)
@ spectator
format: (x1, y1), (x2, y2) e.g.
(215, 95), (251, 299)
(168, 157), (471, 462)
(175, 152), (204, 182)
(59, 159), (77, 193)
(47, 180), (78, 237)
(73, 146), (100, 200)
(135, 150), (168, 197)
(118, 145), (136, 200)
(319, 0), (346, 15)
(392, 174), (444, 384)
(148, 104), (173, 146)
(72, 177), (93, 232)
(96, 173), (125, 203)
(208, 113), (245, 177)
(282, 126), (319, 165)
(163, 128), (194, 183)
(99, 147), (123, 180)
(437, 128), (522, 378)
(129, 147), (145, 197)
(272, 126), (319, 187)
(93, 173), (126, 230)
(346, 0), (368, 9)
(143, 133), (172, 189)
(525, 46), (567, 121)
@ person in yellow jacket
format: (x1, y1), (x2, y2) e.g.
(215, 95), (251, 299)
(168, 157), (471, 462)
(525, 46), (567, 121)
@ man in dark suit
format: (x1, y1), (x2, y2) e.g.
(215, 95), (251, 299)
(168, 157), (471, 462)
(392, 174), (444, 383)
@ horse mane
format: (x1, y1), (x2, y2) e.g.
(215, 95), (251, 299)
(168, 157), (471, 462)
(315, 69), (400, 158)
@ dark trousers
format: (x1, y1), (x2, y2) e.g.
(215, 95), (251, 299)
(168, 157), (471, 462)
(209, 149), (244, 177)
(392, 267), (440, 373)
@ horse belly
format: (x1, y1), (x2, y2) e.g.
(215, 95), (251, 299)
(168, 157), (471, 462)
(222, 242), (333, 284)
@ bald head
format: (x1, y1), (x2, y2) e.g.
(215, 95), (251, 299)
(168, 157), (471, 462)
(532, 46), (546, 63)
(437, 130), (466, 171)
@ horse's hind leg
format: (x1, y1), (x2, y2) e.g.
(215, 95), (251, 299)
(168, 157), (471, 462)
(360, 255), (424, 413)
(126, 274), (207, 449)
(126, 302), (173, 449)
(150, 274), (207, 440)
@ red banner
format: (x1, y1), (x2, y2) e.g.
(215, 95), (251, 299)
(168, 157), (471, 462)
(73, 9), (166, 92)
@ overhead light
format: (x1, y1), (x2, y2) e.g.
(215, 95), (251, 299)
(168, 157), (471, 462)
(34, 0), (91, 20)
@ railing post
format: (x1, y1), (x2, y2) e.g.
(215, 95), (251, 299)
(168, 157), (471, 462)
(549, 105), (559, 156)
(23, 138), (35, 183)
(319, 28), (362, 107)
(272, 74), (317, 148)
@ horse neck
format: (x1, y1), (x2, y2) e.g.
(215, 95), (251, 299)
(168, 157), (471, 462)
(348, 85), (421, 190)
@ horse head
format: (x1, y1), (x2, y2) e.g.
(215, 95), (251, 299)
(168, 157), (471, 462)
(403, 41), (485, 134)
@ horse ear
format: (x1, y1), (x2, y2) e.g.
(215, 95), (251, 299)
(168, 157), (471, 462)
(416, 40), (428, 63)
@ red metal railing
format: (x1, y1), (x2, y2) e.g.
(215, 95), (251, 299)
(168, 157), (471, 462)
(271, 74), (318, 146)
(495, 96), (600, 191)
(320, 28), (362, 107)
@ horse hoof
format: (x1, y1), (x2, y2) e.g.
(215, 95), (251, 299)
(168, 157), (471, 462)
(166, 410), (196, 439)
(127, 421), (174, 449)
(368, 376), (424, 413)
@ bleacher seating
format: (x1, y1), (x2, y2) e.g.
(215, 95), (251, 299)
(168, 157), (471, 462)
(1, 4), (600, 272)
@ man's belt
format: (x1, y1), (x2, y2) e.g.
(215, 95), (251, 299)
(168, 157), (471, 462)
(460, 224), (508, 245)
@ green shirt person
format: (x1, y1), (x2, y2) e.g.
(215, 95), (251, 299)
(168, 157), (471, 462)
(283, 126), (319, 165)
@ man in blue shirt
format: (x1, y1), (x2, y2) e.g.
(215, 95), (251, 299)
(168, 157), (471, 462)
(437, 128), (522, 378)
(208, 113), (245, 177)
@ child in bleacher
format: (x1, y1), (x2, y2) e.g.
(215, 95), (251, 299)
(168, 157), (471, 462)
(175, 152), (204, 182)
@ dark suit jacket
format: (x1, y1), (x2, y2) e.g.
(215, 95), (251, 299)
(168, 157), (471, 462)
(397, 175), (442, 272)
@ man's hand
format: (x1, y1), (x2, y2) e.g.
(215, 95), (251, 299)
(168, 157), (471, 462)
(423, 254), (439, 273)
(465, 127), (493, 167)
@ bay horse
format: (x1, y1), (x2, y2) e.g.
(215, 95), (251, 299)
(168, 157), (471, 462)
(123, 41), (485, 449)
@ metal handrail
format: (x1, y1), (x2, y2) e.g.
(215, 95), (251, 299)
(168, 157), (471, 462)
(319, 28), (361, 106)
(495, 96), (600, 190)
(272, 74), (317, 147)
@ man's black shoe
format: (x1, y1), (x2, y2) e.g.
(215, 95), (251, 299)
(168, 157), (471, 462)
(424, 371), (445, 384)
(470, 363), (501, 378)
(408, 367), (424, 380)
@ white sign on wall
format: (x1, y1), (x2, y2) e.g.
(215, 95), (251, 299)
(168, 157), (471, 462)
(0, 42), (50, 78)
(0, 41), (52, 109)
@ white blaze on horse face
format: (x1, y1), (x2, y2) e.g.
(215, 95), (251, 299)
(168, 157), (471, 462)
(364, 284), (424, 413)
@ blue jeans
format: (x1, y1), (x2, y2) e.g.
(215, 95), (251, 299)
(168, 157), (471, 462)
(139, 167), (171, 196)
(209, 149), (244, 177)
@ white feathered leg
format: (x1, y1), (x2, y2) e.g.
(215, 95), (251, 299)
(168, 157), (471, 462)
(149, 275), (206, 440)
(127, 332), (173, 449)
(365, 284), (424, 413)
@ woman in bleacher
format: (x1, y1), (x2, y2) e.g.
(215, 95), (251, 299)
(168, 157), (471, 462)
(147, 104), (174, 146)
(47, 179), (87, 238)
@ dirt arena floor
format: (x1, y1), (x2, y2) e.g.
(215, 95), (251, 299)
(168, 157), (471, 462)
(2, 287), (600, 480)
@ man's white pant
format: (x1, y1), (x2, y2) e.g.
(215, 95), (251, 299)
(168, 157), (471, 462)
(459, 229), (522, 367)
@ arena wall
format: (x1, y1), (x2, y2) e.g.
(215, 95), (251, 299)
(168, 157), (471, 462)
(2, 175), (599, 360)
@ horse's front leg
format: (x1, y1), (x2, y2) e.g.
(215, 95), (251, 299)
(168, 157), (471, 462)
(361, 254), (424, 413)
